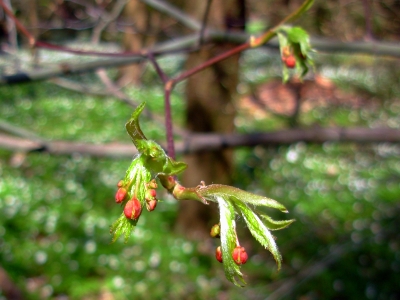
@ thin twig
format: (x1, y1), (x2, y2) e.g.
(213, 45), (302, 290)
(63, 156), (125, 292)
(96, 68), (139, 107)
(140, 0), (202, 31)
(170, 43), (249, 88)
(148, 52), (169, 83)
(91, 0), (129, 44)
(198, 0), (213, 46)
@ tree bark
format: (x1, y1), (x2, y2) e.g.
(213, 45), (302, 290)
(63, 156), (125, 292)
(118, 0), (160, 85)
(175, 0), (246, 239)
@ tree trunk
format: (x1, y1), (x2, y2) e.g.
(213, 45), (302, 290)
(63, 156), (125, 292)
(118, 0), (160, 86)
(175, 0), (246, 240)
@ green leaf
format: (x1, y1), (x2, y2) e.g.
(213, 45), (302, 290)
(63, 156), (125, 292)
(200, 184), (288, 213)
(232, 200), (283, 270)
(125, 103), (187, 177)
(125, 102), (148, 149)
(287, 27), (309, 44)
(259, 214), (295, 231)
(217, 196), (246, 287)
(110, 213), (138, 243)
(160, 156), (188, 176)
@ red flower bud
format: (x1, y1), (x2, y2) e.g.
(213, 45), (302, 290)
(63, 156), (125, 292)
(117, 180), (124, 188)
(285, 55), (296, 69)
(215, 246), (223, 263)
(115, 188), (127, 203)
(146, 199), (157, 212)
(146, 189), (157, 199)
(232, 246), (248, 265)
(124, 197), (142, 220)
(210, 224), (220, 238)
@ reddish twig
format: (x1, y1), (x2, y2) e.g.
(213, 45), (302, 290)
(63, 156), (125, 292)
(0, 0), (35, 45)
(170, 42), (249, 88)
(147, 53), (176, 158)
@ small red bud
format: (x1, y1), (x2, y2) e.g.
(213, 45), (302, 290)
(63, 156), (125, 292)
(210, 224), (220, 238)
(117, 180), (124, 188)
(232, 246), (248, 265)
(215, 246), (223, 263)
(146, 199), (157, 211)
(147, 189), (157, 198)
(115, 188), (127, 203)
(285, 55), (296, 69)
(124, 197), (142, 220)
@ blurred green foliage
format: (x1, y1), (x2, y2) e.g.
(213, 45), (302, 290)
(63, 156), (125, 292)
(1, 49), (400, 300)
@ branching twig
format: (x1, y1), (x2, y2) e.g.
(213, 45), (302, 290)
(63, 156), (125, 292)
(91, 0), (129, 44)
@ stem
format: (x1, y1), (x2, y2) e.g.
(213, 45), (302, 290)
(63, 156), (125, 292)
(251, 0), (314, 47)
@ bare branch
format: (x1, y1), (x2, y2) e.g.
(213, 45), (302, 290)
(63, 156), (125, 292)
(140, 0), (202, 31)
(0, 119), (47, 145)
(95, 68), (138, 107)
(1, 127), (400, 158)
(49, 77), (112, 96)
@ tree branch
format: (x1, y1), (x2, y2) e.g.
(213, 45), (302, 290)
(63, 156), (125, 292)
(1, 127), (399, 157)
(2, 32), (399, 86)
(140, 0), (202, 31)
(91, 0), (129, 44)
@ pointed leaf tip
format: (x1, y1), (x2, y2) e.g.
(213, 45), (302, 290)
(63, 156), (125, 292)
(125, 102), (147, 145)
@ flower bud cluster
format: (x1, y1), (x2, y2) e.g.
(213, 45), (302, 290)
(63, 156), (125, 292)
(210, 223), (249, 266)
(145, 179), (158, 212)
(114, 178), (160, 221)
